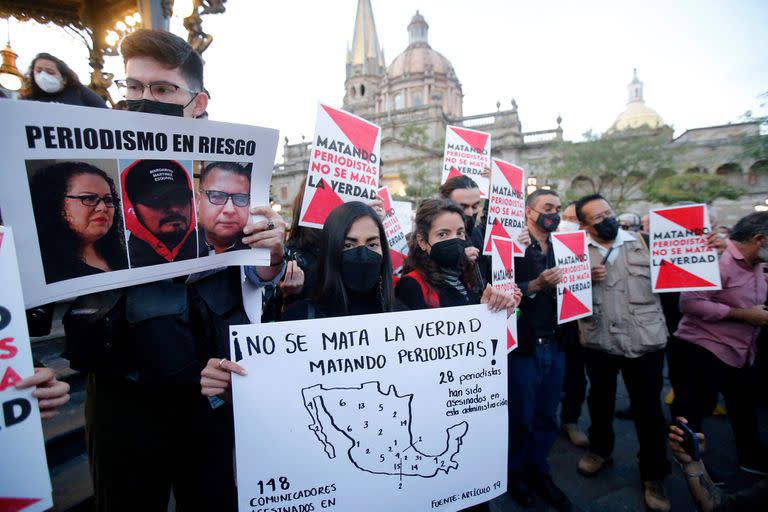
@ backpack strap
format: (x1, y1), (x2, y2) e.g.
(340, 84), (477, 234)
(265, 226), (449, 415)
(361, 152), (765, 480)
(404, 270), (440, 308)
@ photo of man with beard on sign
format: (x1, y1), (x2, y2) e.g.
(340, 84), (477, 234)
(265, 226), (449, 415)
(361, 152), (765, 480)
(121, 158), (200, 267)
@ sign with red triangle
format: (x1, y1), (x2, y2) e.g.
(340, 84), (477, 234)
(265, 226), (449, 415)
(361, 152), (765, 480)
(299, 103), (382, 228)
(0, 498), (42, 512)
(507, 319), (518, 353)
(441, 125), (491, 197)
(489, 234), (519, 352)
(552, 230), (593, 323)
(0, 228), (54, 511)
(482, 159), (525, 256)
(649, 204), (721, 292)
(378, 186), (409, 273)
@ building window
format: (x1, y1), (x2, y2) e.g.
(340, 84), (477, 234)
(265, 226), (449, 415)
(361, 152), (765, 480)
(394, 94), (403, 109)
(360, 84), (366, 96)
(413, 92), (423, 106)
(280, 186), (288, 201)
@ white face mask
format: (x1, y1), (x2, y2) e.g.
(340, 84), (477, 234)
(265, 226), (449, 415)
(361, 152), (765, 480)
(558, 220), (580, 232)
(34, 71), (64, 94)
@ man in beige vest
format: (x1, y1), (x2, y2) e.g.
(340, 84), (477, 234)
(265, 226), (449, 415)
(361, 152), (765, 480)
(574, 194), (671, 512)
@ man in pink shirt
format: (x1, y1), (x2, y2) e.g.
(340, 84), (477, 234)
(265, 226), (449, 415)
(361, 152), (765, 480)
(670, 211), (768, 476)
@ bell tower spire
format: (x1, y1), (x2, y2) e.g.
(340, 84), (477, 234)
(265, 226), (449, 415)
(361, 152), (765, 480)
(344, 0), (385, 115)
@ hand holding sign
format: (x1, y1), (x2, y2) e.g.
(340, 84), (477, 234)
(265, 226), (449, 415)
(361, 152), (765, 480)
(591, 264), (607, 283)
(15, 368), (70, 420)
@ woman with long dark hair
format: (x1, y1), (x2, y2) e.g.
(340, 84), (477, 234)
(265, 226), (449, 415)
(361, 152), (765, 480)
(396, 198), (520, 310)
(30, 161), (128, 283)
(20, 53), (106, 108)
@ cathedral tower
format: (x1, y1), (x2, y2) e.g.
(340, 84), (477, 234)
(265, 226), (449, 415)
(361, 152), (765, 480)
(343, 0), (386, 115)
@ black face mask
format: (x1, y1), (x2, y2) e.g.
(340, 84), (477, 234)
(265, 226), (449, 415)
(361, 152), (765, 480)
(535, 211), (561, 232)
(465, 214), (476, 234)
(593, 217), (620, 241)
(126, 99), (185, 117)
(428, 238), (464, 270)
(341, 246), (382, 293)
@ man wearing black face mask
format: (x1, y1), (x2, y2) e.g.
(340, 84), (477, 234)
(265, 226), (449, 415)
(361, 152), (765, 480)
(574, 194), (671, 512)
(507, 189), (572, 512)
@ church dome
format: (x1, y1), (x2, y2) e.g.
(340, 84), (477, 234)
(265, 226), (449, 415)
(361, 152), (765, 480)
(608, 69), (664, 133)
(387, 44), (457, 80)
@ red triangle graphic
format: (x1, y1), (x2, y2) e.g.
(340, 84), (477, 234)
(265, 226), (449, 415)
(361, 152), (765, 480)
(507, 326), (517, 351)
(554, 232), (585, 258)
(494, 160), (523, 194)
(378, 187), (392, 212)
(655, 205), (705, 233)
(656, 259), (716, 289)
(560, 287), (591, 321)
(492, 237), (513, 275)
(513, 242), (524, 254)
(446, 166), (463, 181)
(0, 497), (42, 512)
(450, 126), (489, 153)
(483, 218), (512, 252)
(301, 178), (345, 225)
(321, 105), (379, 156)
(390, 249), (405, 271)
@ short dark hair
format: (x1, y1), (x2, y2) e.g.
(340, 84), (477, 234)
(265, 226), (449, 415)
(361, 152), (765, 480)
(439, 175), (479, 198)
(200, 161), (252, 186)
(121, 29), (204, 91)
(575, 193), (609, 223)
(525, 189), (559, 208)
(729, 212), (768, 242)
(21, 53), (82, 99)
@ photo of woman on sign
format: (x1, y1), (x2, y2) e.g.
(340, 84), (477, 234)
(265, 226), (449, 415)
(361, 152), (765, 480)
(29, 160), (128, 283)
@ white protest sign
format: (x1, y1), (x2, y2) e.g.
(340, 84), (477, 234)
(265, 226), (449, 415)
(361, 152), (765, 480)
(392, 200), (413, 235)
(0, 101), (279, 307)
(441, 126), (491, 197)
(299, 104), (381, 228)
(0, 227), (53, 511)
(230, 305), (508, 512)
(649, 204), (722, 292)
(490, 236), (518, 352)
(482, 159), (525, 256)
(551, 231), (593, 324)
(378, 187), (409, 273)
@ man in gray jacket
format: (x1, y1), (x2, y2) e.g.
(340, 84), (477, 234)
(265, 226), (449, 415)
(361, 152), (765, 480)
(574, 194), (671, 512)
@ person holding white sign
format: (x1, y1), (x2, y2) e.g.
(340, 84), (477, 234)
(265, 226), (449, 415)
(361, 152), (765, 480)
(670, 212), (768, 476)
(574, 194), (671, 512)
(506, 189), (572, 511)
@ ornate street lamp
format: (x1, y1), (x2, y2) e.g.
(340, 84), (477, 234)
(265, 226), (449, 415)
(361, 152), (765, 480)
(0, 19), (22, 91)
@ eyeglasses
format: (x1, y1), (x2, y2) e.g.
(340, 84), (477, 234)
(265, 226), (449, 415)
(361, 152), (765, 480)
(589, 210), (615, 225)
(202, 189), (250, 207)
(65, 194), (116, 208)
(114, 79), (198, 102)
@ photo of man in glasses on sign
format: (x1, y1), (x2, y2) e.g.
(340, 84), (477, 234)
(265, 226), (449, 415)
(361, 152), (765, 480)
(196, 161), (254, 255)
(121, 159), (200, 267)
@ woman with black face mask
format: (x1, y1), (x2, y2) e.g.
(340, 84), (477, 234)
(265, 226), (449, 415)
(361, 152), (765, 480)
(276, 201), (396, 320)
(396, 198), (519, 312)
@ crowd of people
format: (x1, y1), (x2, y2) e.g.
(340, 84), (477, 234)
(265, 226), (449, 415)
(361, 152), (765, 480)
(5, 28), (768, 512)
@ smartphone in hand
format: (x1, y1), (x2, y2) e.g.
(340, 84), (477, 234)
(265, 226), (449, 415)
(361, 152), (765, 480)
(675, 419), (701, 461)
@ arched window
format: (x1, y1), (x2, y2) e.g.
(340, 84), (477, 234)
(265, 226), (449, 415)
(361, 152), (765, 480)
(360, 84), (366, 96)
(715, 163), (743, 187)
(394, 94), (403, 110)
(748, 160), (768, 188)
(349, 86), (356, 98)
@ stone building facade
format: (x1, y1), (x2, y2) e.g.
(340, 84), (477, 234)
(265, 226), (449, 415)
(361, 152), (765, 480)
(271, 0), (765, 227)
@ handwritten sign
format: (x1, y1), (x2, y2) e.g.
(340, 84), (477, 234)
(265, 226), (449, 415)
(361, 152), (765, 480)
(0, 100), (278, 307)
(552, 230), (593, 324)
(649, 204), (722, 292)
(378, 187), (409, 274)
(229, 305), (508, 512)
(0, 227), (53, 511)
(441, 126), (491, 197)
(490, 236), (518, 352)
(299, 104), (381, 228)
(482, 159), (525, 256)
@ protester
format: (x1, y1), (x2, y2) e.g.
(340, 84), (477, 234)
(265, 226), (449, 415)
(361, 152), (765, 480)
(20, 53), (106, 108)
(669, 417), (768, 511)
(670, 211), (768, 476)
(283, 176), (321, 300)
(492, 189), (570, 511)
(122, 158), (199, 267)
(439, 176), (483, 262)
(617, 212), (641, 232)
(557, 201), (589, 450)
(196, 161), (252, 254)
(395, 198), (519, 312)
(29, 161), (128, 283)
(575, 194), (671, 512)
(63, 29), (285, 512)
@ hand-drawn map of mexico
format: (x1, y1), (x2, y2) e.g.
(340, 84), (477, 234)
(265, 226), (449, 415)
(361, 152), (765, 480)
(229, 305), (508, 512)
